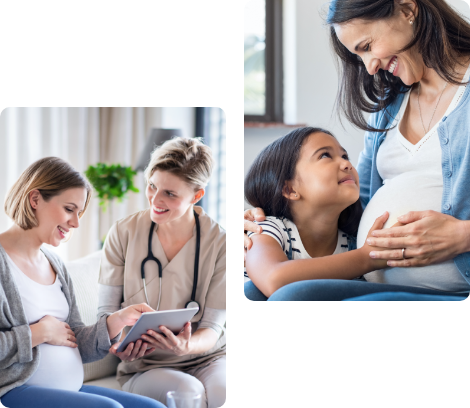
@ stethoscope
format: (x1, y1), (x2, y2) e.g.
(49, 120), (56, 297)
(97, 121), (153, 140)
(141, 210), (201, 312)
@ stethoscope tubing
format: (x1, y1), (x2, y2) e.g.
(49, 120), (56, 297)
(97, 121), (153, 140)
(141, 210), (200, 311)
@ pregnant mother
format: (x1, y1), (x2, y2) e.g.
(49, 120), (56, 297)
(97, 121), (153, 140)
(244, 0), (470, 300)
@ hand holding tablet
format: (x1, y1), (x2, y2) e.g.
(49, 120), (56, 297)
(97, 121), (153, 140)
(141, 321), (193, 357)
(114, 308), (199, 354)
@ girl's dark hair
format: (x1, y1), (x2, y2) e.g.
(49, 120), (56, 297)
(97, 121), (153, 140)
(327, 0), (470, 132)
(244, 127), (363, 236)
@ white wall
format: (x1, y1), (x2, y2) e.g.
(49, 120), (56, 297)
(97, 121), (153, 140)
(451, 0), (470, 15)
(161, 107), (196, 139)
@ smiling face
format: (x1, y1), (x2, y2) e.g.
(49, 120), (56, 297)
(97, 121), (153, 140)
(146, 170), (203, 225)
(33, 187), (87, 246)
(288, 132), (360, 210)
(334, 11), (424, 86)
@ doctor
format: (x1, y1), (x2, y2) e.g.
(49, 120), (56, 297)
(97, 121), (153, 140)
(99, 137), (226, 408)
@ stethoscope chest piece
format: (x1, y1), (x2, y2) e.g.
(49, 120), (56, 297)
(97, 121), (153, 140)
(185, 300), (200, 312)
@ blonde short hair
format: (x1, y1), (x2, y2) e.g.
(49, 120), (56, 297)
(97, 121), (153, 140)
(144, 137), (214, 190)
(4, 157), (92, 230)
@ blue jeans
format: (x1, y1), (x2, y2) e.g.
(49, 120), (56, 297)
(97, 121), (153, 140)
(345, 292), (467, 301)
(267, 279), (468, 301)
(1, 385), (166, 408)
(244, 280), (268, 301)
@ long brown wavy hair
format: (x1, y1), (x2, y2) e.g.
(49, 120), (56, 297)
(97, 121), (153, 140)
(327, 0), (470, 132)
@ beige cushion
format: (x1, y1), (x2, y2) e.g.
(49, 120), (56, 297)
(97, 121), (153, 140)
(65, 251), (120, 383)
(82, 375), (122, 390)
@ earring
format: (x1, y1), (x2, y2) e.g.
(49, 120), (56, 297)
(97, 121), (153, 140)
(409, 19), (413, 25)
(295, 194), (298, 197)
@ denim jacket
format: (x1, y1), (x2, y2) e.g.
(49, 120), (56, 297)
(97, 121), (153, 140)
(356, 84), (470, 285)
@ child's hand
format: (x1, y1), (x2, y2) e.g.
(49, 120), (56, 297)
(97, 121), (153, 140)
(362, 212), (391, 269)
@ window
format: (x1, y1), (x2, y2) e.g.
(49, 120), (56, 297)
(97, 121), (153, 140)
(195, 107), (226, 229)
(244, 0), (283, 123)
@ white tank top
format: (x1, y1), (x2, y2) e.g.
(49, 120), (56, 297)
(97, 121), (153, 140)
(6, 254), (84, 391)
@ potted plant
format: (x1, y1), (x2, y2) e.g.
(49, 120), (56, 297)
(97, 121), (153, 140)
(85, 163), (140, 242)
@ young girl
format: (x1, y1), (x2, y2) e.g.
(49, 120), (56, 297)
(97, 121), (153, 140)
(244, 127), (390, 300)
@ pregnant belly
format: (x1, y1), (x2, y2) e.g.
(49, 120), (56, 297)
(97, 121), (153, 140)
(26, 343), (84, 391)
(357, 176), (442, 250)
(356, 178), (469, 292)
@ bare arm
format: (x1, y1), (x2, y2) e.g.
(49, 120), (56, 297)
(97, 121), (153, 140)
(186, 328), (219, 354)
(246, 214), (389, 297)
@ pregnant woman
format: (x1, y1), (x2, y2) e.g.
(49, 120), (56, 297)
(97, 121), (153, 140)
(244, 0), (470, 300)
(0, 157), (164, 408)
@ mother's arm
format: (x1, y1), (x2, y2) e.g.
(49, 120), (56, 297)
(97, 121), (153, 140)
(366, 210), (470, 267)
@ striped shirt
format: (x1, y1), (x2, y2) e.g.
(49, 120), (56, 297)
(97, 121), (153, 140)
(245, 216), (349, 281)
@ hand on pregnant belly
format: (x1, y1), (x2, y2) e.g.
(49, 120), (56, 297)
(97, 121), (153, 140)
(367, 210), (467, 267)
(39, 315), (78, 348)
(361, 212), (394, 270)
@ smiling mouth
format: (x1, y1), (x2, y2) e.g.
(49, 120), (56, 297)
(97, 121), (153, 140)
(388, 56), (398, 74)
(153, 208), (169, 213)
(57, 226), (68, 238)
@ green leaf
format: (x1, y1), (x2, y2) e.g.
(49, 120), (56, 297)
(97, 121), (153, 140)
(85, 162), (140, 210)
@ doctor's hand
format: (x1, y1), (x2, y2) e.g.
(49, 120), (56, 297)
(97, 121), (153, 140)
(140, 322), (192, 357)
(109, 339), (155, 362)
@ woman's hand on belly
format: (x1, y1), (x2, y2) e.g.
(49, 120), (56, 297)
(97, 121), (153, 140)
(359, 212), (392, 270)
(366, 210), (468, 267)
(34, 315), (78, 348)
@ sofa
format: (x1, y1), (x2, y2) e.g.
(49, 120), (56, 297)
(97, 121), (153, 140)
(65, 251), (122, 390)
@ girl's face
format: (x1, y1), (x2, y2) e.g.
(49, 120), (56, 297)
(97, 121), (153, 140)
(146, 170), (203, 225)
(33, 187), (87, 246)
(334, 12), (424, 86)
(289, 132), (359, 209)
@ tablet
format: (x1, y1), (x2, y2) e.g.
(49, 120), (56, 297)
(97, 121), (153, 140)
(116, 308), (199, 353)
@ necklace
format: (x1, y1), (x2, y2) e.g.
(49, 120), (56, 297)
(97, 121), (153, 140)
(417, 81), (448, 135)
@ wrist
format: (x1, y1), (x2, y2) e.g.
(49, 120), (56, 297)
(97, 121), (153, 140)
(107, 311), (125, 338)
(31, 322), (47, 345)
(359, 246), (375, 271)
(460, 220), (470, 255)
(39, 321), (49, 343)
(185, 340), (194, 355)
